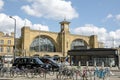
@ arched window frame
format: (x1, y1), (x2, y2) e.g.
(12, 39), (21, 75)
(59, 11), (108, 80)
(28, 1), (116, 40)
(30, 36), (56, 52)
(71, 39), (87, 50)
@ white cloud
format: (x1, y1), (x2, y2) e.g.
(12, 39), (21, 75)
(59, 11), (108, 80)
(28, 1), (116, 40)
(103, 14), (120, 26)
(31, 24), (49, 31)
(115, 14), (120, 21)
(74, 24), (120, 48)
(109, 30), (120, 40)
(106, 14), (113, 19)
(74, 24), (107, 41)
(0, 0), (4, 10)
(104, 14), (120, 22)
(102, 14), (113, 22)
(113, 14), (120, 26)
(21, 0), (78, 20)
(0, 13), (49, 37)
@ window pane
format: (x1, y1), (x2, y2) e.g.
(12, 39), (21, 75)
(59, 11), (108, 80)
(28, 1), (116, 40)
(7, 47), (11, 52)
(30, 36), (56, 52)
(71, 39), (86, 50)
(8, 40), (11, 45)
(0, 47), (3, 52)
(0, 40), (4, 45)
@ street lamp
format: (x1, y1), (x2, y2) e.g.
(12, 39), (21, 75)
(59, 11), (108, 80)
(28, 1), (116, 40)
(9, 16), (16, 62)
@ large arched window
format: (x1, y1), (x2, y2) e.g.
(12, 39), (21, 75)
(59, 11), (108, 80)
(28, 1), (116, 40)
(71, 39), (87, 50)
(30, 36), (56, 52)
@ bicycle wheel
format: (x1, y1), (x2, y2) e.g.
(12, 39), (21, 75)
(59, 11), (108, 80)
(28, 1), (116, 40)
(26, 70), (34, 78)
(39, 71), (45, 78)
(0, 68), (6, 77)
(37, 67), (45, 78)
(58, 70), (64, 79)
(0, 69), (4, 77)
(48, 70), (54, 76)
(10, 70), (17, 78)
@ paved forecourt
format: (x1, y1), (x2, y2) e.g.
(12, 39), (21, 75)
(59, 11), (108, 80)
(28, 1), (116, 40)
(0, 72), (120, 80)
(0, 66), (120, 80)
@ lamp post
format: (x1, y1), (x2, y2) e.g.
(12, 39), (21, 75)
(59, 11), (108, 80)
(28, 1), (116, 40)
(9, 16), (16, 62)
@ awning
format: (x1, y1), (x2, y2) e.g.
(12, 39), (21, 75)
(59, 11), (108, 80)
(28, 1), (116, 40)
(68, 48), (118, 57)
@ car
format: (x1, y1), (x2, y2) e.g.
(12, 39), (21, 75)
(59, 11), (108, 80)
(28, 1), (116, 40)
(12, 57), (45, 69)
(39, 57), (60, 71)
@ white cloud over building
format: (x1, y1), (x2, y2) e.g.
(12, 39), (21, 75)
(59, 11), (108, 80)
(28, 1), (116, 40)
(21, 0), (79, 20)
(73, 24), (120, 48)
(0, 13), (120, 48)
(0, 13), (49, 37)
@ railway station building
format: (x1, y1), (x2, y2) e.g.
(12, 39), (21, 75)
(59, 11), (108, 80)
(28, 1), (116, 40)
(0, 20), (119, 67)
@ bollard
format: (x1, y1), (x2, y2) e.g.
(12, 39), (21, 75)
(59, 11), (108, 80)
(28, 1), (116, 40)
(79, 61), (81, 66)
(102, 62), (104, 69)
(86, 61), (89, 68)
(110, 62), (112, 69)
(44, 72), (47, 80)
(94, 60), (96, 67)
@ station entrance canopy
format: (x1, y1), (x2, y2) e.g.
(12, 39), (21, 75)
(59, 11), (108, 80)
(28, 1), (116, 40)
(68, 48), (119, 66)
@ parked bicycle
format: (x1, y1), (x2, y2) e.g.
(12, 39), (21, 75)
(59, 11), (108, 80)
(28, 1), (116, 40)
(26, 67), (45, 78)
(94, 67), (111, 80)
(57, 66), (75, 80)
(0, 67), (11, 77)
(10, 66), (28, 78)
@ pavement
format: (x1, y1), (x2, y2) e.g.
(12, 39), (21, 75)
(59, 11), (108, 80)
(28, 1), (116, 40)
(0, 71), (120, 80)
(0, 77), (120, 80)
(0, 66), (120, 80)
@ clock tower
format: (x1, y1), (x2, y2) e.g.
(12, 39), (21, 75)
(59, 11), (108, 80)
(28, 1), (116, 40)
(59, 19), (70, 57)
(60, 19), (70, 33)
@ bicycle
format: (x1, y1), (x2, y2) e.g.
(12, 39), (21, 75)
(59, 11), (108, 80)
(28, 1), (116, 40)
(57, 66), (74, 80)
(10, 66), (28, 78)
(94, 67), (111, 80)
(0, 67), (11, 77)
(26, 67), (45, 78)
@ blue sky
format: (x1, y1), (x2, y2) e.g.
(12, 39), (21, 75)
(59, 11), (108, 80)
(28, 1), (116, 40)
(0, 0), (120, 47)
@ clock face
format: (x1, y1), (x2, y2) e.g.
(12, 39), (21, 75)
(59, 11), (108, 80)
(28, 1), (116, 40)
(61, 24), (69, 32)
